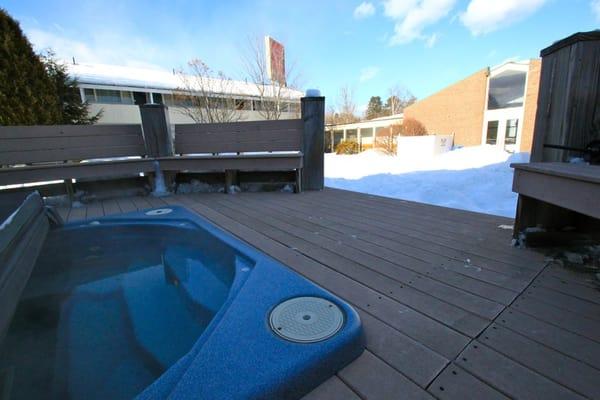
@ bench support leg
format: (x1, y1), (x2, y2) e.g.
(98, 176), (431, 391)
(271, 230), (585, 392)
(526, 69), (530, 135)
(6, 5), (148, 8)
(64, 180), (75, 204)
(225, 170), (239, 194)
(295, 169), (303, 193)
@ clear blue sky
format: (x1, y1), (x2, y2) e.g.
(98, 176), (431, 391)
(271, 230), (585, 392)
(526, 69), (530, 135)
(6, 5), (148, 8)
(3, 0), (598, 112)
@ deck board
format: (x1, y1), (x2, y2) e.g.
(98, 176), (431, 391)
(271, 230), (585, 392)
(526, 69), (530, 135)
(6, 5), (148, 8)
(228, 194), (508, 317)
(50, 188), (599, 399)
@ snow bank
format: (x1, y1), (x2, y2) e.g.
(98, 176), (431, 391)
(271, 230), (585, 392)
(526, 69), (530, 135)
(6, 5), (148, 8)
(325, 146), (529, 218)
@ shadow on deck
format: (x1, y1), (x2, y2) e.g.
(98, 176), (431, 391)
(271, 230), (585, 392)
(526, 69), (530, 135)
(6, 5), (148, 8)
(56, 188), (600, 400)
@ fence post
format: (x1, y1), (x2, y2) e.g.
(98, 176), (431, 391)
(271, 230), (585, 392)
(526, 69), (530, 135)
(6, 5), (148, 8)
(301, 94), (325, 190)
(139, 104), (174, 194)
(139, 104), (173, 157)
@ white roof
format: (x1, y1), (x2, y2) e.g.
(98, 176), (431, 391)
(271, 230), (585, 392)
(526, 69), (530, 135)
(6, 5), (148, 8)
(326, 113), (404, 130)
(67, 63), (303, 99)
(369, 113), (404, 122)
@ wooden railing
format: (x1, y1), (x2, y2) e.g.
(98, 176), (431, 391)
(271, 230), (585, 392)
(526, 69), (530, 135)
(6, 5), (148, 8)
(0, 96), (325, 191)
(174, 119), (304, 154)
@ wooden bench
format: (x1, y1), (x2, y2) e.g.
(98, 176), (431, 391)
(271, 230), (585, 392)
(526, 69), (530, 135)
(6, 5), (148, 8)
(511, 162), (600, 236)
(0, 124), (155, 188)
(159, 119), (304, 192)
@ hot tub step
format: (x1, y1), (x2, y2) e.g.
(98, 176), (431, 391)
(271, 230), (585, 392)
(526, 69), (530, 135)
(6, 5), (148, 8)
(163, 247), (232, 314)
(121, 265), (206, 369)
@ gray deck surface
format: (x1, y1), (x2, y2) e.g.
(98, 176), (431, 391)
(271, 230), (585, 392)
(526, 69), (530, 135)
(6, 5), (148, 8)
(55, 188), (600, 399)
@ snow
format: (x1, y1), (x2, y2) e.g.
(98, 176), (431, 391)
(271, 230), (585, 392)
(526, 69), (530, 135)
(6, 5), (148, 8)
(325, 145), (530, 218)
(151, 161), (169, 197)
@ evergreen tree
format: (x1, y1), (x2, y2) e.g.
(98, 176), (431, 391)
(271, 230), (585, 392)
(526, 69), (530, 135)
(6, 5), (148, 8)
(0, 8), (61, 125)
(365, 96), (383, 120)
(42, 51), (101, 124)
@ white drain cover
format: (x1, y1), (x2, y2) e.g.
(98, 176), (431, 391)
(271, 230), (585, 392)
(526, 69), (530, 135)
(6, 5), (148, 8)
(269, 297), (344, 343)
(145, 208), (173, 216)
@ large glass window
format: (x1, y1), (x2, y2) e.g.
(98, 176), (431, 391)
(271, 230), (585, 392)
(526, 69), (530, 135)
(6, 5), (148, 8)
(504, 119), (518, 145)
(487, 70), (526, 110)
(486, 121), (499, 145)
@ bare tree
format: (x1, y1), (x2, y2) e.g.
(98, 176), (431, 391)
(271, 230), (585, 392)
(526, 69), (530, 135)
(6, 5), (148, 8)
(242, 36), (301, 120)
(386, 84), (416, 115)
(374, 125), (401, 155)
(175, 59), (241, 123)
(336, 85), (359, 124)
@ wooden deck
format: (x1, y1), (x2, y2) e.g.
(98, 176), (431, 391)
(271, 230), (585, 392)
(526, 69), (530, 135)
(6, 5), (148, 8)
(55, 188), (600, 400)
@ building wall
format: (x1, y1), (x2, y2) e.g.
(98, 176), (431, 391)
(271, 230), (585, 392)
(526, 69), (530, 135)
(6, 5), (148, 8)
(89, 104), (300, 124)
(404, 68), (489, 147)
(519, 59), (541, 152)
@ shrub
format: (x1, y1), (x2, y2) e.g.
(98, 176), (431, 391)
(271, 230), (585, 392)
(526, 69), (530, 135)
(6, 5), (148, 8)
(400, 117), (427, 136)
(335, 140), (359, 154)
(374, 127), (398, 154)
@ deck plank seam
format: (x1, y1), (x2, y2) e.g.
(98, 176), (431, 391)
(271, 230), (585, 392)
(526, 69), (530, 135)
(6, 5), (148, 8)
(233, 194), (523, 304)
(195, 194), (490, 337)
(216, 195), (509, 323)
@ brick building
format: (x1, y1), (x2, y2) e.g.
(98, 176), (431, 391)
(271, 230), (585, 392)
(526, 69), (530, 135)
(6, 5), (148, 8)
(404, 59), (541, 153)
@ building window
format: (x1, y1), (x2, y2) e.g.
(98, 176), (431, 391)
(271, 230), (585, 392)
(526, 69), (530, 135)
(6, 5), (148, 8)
(288, 102), (300, 113)
(235, 99), (250, 110)
(333, 130), (344, 148)
(133, 92), (148, 105)
(95, 89), (122, 104)
(120, 91), (134, 104)
(152, 93), (164, 105)
(505, 119), (518, 145)
(360, 127), (373, 138)
(83, 89), (135, 104)
(487, 70), (526, 110)
(346, 129), (358, 141)
(486, 120), (499, 145)
(83, 88), (96, 103)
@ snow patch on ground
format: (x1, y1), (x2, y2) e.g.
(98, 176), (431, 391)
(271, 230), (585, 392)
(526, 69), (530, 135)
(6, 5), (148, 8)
(325, 145), (529, 218)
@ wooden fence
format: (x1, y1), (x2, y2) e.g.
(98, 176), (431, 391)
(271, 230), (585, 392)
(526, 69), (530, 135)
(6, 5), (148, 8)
(0, 96), (325, 191)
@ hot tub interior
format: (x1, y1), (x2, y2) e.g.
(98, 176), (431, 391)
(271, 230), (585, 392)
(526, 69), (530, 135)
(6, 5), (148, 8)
(0, 223), (250, 400)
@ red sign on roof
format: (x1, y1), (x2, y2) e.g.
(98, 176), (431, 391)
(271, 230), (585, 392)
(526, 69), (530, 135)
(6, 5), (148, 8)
(265, 36), (286, 86)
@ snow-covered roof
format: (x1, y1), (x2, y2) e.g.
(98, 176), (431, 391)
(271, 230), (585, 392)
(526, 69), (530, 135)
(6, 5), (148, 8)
(369, 113), (404, 122)
(67, 63), (303, 99)
(489, 59), (531, 76)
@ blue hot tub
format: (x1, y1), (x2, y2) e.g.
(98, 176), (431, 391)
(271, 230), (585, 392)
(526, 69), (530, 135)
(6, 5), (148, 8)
(0, 205), (363, 399)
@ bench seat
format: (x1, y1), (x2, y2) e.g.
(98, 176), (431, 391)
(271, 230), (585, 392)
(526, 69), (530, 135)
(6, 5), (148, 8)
(159, 153), (303, 172)
(0, 159), (156, 186)
(511, 162), (600, 219)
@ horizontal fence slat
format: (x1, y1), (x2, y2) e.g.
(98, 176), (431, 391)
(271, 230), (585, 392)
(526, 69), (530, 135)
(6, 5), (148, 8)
(0, 124), (142, 139)
(1, 134), (145, 152)
(0, 159), (155, 186)
(174, 119), (303, 153)
(1, 145), (147, 164)
(174, 119), (303, 134)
